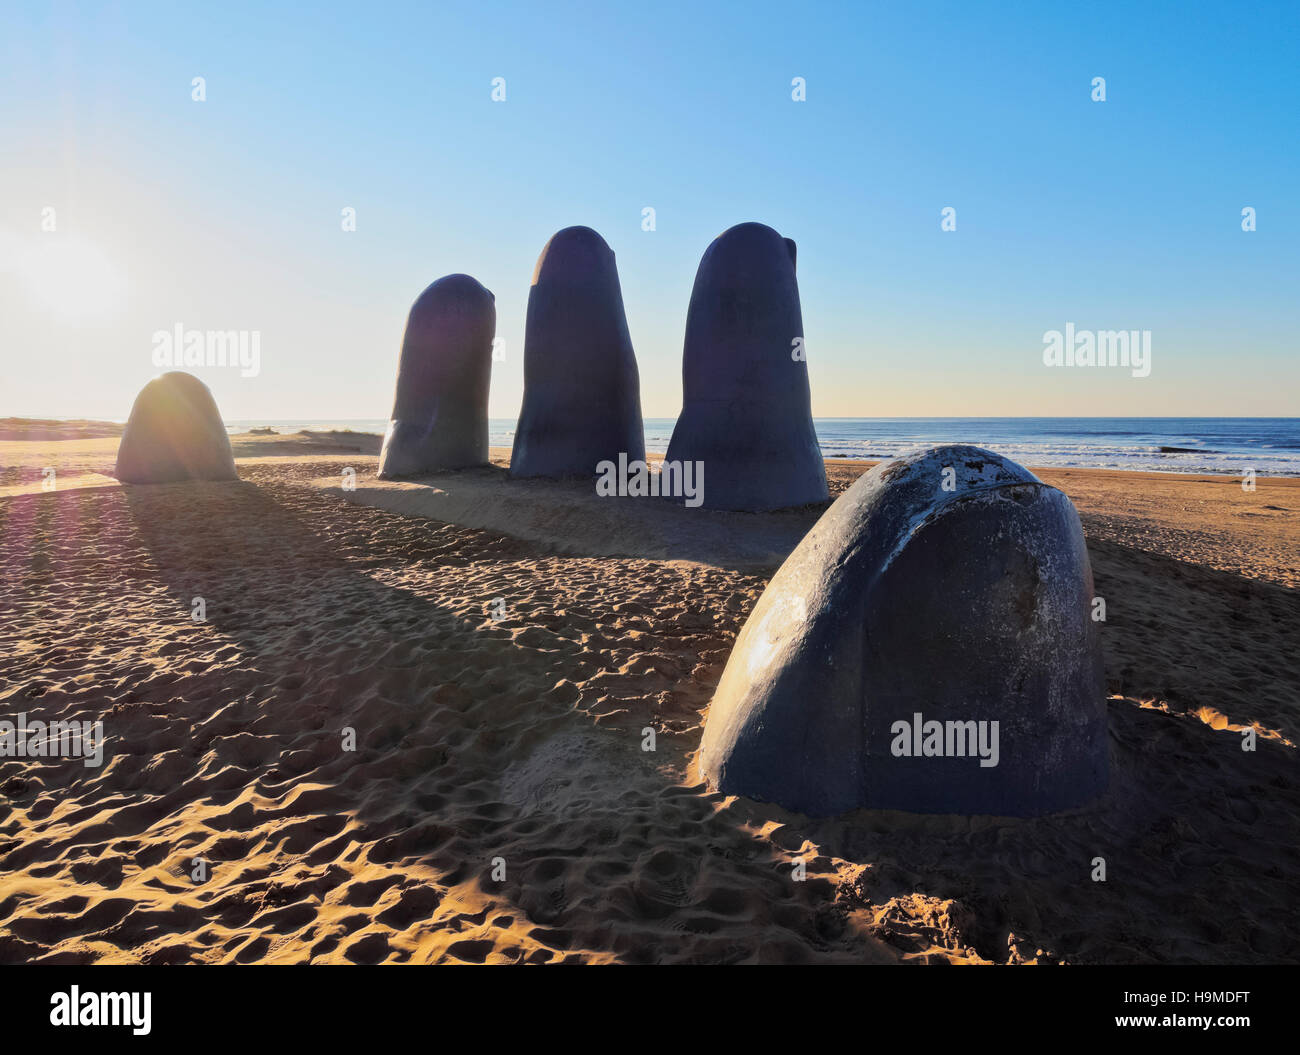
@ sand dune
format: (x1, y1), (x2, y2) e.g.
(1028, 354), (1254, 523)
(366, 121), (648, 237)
(0, 439), (1297, 963)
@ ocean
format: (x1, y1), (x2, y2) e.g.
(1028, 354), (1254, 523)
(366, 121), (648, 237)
(224, 417), (1300, 477)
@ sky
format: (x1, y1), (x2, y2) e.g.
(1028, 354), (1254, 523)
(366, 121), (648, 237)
(1, 0), (1297, 422)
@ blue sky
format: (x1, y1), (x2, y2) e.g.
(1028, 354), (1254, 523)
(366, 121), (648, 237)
(2, 0), (1297, 421)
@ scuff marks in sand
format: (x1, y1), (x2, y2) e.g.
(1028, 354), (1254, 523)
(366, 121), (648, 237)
(1, 455), (1297, 963)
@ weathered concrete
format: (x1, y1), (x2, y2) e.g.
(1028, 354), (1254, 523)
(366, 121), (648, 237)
(378, 274), (496, 478)
(114, 372), (238, 484)
(698, 445), (1108, 817)
(510, 226), (644, 478)
(665, 222), (827, 511)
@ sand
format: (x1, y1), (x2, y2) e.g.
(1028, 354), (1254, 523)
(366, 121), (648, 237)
(1, 426), (1297, 964)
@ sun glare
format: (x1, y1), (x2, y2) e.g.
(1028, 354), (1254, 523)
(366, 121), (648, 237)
(15, 234), (127, 323)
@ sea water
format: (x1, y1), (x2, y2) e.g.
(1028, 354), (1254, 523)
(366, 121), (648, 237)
(224, 417), (1300, 477)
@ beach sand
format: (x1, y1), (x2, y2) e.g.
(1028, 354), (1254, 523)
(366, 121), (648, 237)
(1, 427), (1297, 964)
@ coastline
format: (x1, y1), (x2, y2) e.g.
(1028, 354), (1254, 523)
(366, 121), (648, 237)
(5, 416), (1298, 476)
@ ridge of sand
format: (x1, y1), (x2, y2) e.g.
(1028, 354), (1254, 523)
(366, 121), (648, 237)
(306, 448), (1300, 587)
(0, 418), (125, 441)
(316, 465), (822, 573)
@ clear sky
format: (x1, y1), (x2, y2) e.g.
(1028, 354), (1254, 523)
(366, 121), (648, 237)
(2, 0), (1297, 422)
